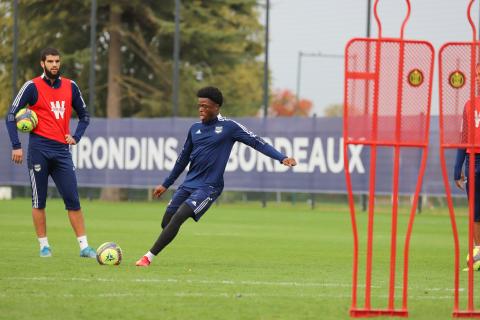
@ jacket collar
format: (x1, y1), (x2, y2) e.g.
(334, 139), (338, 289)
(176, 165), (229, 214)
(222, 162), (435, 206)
(203, 114), (221, 126)
(41, 73), (62, 88)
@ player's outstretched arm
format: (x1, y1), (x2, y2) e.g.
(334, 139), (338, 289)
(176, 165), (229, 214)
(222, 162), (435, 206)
(282, 157), (297, 167)
(231, 120), (290, 163)
(153, 185), (167, 198)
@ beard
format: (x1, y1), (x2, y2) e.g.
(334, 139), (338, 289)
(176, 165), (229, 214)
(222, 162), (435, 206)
(43, 67), (60, 80)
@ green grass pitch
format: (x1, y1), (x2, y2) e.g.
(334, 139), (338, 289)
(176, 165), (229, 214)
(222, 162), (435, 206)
(0, 198), (476, 319)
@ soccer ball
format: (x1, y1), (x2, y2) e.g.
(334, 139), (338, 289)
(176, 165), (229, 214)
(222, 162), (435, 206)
(96, 242), (122, 266)
(15, 108), (38, 133)
(466, 247), (480, 270)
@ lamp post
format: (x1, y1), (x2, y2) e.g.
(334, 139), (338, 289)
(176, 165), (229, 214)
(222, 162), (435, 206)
(366, 0), (371, 38)
(262, 0), (270, 118)
(88, 0), (97, 116)
(295, 51), (343, 210)
(172, 0), (181, 117)
(261, 0), (270, 208)
(295, 51), (344, 104)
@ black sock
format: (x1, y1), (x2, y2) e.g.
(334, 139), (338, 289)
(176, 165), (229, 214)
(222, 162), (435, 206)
(150, 203), (194, 255)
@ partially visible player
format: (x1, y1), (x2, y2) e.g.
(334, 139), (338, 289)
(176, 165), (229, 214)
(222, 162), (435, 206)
(136, 86), (297, 267)
(5, 47), (96, 258)
(454, 63), (480, 257)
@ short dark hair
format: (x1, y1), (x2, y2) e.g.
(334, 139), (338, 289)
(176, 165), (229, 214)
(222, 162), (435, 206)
(197, 86), (223, 106)
(40, 47), (60, 61)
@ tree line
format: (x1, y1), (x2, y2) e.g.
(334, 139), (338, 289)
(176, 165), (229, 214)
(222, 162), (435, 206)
(0, 0), (265, 118)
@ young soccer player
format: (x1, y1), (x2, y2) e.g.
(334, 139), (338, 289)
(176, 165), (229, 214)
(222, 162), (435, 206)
(136, 86), (297, 266)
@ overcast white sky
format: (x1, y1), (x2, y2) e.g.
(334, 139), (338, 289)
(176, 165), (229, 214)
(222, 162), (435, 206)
(266, 0), (479, 116)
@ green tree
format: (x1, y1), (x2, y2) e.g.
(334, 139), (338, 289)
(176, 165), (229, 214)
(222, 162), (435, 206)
(0, 2), (13, 114)
(0, 1), (92, 115)
(0, 0), (265, 118)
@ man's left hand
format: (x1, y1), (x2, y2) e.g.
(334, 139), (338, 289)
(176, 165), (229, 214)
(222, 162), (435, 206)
(65, 134), (77, 145)
(282, 157), (297, 167)
(455, 172), (466, 190)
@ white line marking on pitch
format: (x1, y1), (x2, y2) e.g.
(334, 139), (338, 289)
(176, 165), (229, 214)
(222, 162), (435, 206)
(3, 276), (366, 288)
(3, 276), (459, 293)
(0, 290), (455, 300)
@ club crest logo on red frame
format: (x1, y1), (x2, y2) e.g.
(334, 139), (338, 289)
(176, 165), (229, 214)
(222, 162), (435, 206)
(449, 70), (466, 89)
(407, 69), (424, 87)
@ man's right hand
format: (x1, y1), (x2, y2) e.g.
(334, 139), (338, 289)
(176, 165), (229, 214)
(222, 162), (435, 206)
(12, 148), (23, 164)
(153, 185), (167, 198)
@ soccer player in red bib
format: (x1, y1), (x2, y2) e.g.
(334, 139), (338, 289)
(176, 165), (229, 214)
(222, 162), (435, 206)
(5, 47), (96, 258)
(454, 63), (480, 259)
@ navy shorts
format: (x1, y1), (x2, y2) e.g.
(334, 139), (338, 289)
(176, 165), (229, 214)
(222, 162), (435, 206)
(27, 136), (80, 210)
(466, 171), (480, 222)
(166, 185), (222, 221)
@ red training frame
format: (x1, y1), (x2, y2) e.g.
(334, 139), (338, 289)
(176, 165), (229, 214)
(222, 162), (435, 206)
(344, 0), (434, 317)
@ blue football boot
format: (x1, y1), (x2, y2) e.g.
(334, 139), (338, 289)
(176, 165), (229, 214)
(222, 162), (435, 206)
(80, 246), (96, 258)
(40, 246), (52, 257)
